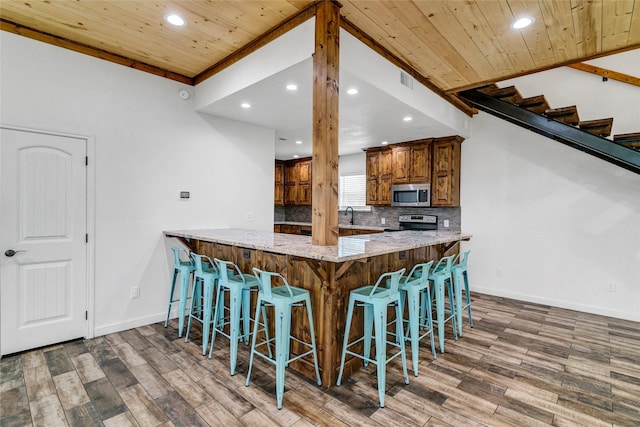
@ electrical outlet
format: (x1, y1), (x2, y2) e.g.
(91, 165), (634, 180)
(496, 268), (503, 277)
(381, 218), (386, 225)
(131, 287), (140, 299)
(606, 282), (616, 292)
(245, 212), (255, 222)
(443, 219), (450, 228)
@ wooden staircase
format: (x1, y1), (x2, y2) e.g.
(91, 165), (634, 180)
(477, 83), (634, 148)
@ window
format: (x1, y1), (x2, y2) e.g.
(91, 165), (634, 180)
(339, 174), (370, 211)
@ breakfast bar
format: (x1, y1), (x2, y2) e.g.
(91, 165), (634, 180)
(164, 228), (471, 386)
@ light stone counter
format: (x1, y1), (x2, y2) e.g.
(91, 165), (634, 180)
(164, 228), (471, 263)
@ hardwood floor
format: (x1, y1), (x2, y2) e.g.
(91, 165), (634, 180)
(1, 293), (639, 426)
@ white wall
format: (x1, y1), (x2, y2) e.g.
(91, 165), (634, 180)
(0, 32), (275, 335)
(461, 50), (640, 321)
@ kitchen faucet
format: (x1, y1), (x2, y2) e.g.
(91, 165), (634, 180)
(345, 206), (354, 225)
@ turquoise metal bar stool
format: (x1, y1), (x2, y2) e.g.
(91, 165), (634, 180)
(337, 268), (409, 408)
(398, 261), (437, 377)
(424, 254), (458, 353)
(184, 253), (219, 355)
(452, 250), (473, 336)
(165, 247), (195, 337)
(246, 268), (321, 410)
(208, 258), (263, 375)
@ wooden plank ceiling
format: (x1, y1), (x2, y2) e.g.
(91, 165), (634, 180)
(1, 0), (639, 94)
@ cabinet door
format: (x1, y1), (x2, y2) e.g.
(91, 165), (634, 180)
(298, 160), (311, 184)
(431, 140), (460, 206)
(379, 149), (392, 176)
(410, 143), (431, 182)
(366, 151), (379, 178)
(298, 184), (312, 205)
(274, 162), (285, 205)
(366, 178), (378, 205)
(286, 162), (298, 184)
(285, 184), (298, 205)
(392, 146), (410, 183)
(379, 175), (392, 204)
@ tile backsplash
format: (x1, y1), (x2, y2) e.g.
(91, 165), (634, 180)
(278, 205), (461, 231)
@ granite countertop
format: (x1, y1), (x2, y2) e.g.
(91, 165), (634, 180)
(165, 228), (471, 263)
(274, 221), (386, 231)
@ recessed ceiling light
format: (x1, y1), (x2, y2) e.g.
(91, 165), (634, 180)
(347, 88), (358, 95)
(165, 14), (185, 26)
(511, 16), (534, 29)
(241, 103), (251, 109)
(295, 140), (302, 145)
(293, 154), (300, 158)
(286, 84), (298, 91)
(403, 116), (413, 122)
(381, 141), (389, 145)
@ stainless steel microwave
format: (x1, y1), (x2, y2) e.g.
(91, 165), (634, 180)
(391, 183), (431, 207)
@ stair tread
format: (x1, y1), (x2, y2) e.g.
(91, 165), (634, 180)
(477, 83), (499, 94)
(613, 132), (640, 143)
(482, 85), (522, 104)
(579, 117), (614, 137)
(515, 95), (550, 114)
(545, 105), (580, 125)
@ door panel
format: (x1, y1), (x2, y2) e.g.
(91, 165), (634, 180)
(1, 128), (87, 356)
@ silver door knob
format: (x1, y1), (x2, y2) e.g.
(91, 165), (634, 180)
(4, 249), (26, 257)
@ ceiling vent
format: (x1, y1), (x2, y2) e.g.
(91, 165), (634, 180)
(400, 70), (414, 91)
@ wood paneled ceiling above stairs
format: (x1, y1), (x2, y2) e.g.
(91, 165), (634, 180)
(1, 0), (640, 95)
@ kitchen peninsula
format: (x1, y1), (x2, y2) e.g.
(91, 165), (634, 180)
(164, 228), (471, 386)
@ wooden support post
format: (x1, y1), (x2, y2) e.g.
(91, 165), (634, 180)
(312, 0), (340, 246)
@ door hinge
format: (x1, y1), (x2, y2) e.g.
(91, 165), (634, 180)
(85, 311), (88, 320)
(85, 156), (88, 166)
(85, 233), (88, 243)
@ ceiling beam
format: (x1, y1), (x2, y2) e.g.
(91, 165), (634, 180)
(339, 17), (476, 117)
(0, 19), (193, 85)
(311, 0), (340, 246)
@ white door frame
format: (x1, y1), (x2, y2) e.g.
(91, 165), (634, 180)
(0, 124), (96, 355)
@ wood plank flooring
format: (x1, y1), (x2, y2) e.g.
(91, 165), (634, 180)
(1, 293), (639, 426)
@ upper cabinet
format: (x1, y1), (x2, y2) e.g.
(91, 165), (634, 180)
(431, 136), (463, 207)
(274, 160), (285, 206)
(277, 157), (312, 206)
(365, 136), (463, 207)
(366, 148), (392, 205)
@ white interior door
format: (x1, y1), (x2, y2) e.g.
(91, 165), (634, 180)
(1, 127), (87, 356)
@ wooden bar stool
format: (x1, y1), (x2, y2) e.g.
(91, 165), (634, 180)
(208, 258), (263, 376)
(246, 268), (320, 409)
(424, 254), (458, 353)
(399, 261), (437, 376)
(165, 247), (195, 337)
(452, 250), (473, 336)
(337, 268), (409, 408)
(184, 253), (219, 355)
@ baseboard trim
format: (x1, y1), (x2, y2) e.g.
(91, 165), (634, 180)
(94, 312), (168, 337)
(473, 287), (640, 322)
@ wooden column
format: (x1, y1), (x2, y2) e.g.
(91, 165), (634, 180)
(311, 0), (340, 246)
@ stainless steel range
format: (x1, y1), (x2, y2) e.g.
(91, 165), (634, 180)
(385, 214), (438, 231)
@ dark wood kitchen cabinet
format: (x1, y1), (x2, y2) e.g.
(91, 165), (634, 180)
(274, 160), (284, 206)
(366, 148), (392, 205)
(282, 157), (312, 206)
(409, 142), (432, 182)
(365, 136), (461, 207)
(431, 136), (462, 207)
(392, 146), (411, 183)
